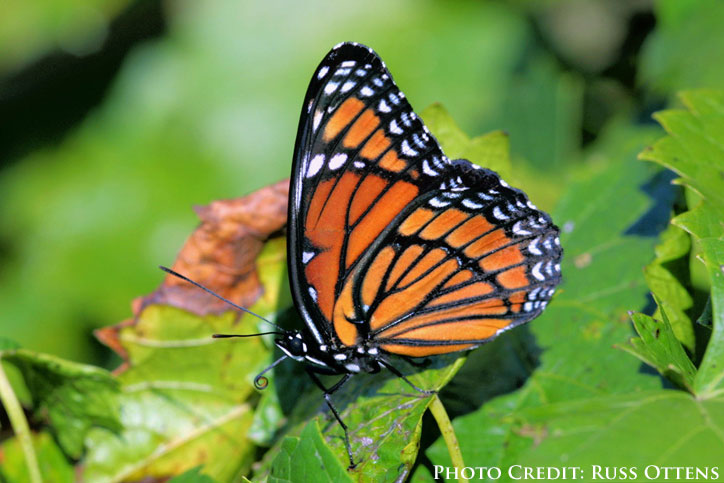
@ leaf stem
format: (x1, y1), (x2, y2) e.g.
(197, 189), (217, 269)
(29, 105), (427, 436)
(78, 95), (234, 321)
(429, 394), (467, 483)
(0, 357), (42, 483)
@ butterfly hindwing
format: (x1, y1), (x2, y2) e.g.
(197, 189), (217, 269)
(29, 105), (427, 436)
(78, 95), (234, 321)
(288, 42), (561, 355)
(352, 162), (561, 356)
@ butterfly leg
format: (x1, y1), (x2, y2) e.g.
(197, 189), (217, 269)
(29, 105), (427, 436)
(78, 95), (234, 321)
(305, 368), (356, 469)
(399, 355), (432, 368)
(378, 359), (436, 396)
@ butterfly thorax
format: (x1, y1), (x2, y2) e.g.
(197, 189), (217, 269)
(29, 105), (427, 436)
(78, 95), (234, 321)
(275, 330), (382, 374)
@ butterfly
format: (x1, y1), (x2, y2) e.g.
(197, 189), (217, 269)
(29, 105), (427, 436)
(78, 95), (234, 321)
(164, 41), (562, 470)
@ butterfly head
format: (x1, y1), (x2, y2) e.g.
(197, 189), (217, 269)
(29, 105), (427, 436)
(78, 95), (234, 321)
(275, 330), (308, 362)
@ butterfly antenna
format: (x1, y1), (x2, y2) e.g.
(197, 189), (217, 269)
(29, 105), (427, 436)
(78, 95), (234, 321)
(159, 265), (284, 331)
(253, 354), (288, 390)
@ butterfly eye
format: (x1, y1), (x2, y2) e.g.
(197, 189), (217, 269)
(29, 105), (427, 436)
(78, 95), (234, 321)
(286, 335), (306, 355)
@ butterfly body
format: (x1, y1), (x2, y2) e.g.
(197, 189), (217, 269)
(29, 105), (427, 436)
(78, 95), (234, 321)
(274, 328), (383, 375)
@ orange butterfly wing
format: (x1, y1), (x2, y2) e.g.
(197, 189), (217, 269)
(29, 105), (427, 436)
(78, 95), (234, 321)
(288, 43), (561, 356)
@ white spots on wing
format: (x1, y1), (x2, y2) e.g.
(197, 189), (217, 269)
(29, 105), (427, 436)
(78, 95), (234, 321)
(529, 287), (542, 300)
(527, 200), (538, 210)
(401, 111), (412, 127)
(528, 238), (542, 256)
(354, 161), (365, 168)
(306, 99), (313, 113)
(401, 139), (418, 156)
(493, 206), (508, 220)
(334, 353), (347, 361)
(355, 69), (367, 77)
(448, 176), (465, 190)
(345, 363), (361, 373)
(532, 261), (546, 281)
(372, 76), (384, 87)
(335, 67), (352, 76)
(368, 347), (379, 355)
(554, 236), (561, 247)
(360, 86), (374, 97)
(422, 159), (439, 177)
(329, 153), (348, 170)
(317, 66), (329, 79)
(308, 286), (318, 301)
(513, 221), (532, 236)
(390, 119), (403, 135)
(412, 132), (426, 149)
(378, 99), (391, 113)
(340, 60), (356, 68)
(307, 154), (324, 178)
(313, 110), (323, 131)
(462, 198), (484, 210)
(429, 197), (451, 208)
(324, 82), (339, 95)
(389, 92), (400, 105)
(432, 155), (447, 169)
(545, 260), (556, 276)
(341, 80), (356, 93)
(523, 301), (534, 312)
(500, 179), (510, 188)
(302, 251), (314, 264)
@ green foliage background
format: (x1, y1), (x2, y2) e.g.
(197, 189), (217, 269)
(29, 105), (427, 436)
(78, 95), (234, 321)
(1, 0), (724, 481)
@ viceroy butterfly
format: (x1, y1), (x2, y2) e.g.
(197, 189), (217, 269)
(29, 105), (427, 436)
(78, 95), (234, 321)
(164, 42), (562, 469)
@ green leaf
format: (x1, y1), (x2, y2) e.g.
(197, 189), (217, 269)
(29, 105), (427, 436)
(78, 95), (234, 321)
(640, 90), (724, 207)
(423, 123), (664, 473)
(1, 349), (120, 459)
(692, 235), (724, 397)
(421, 103), (512, 179)
(269, 422), (352, 483)
(642, 223), (694, 349)
(168, 465), (220, 483)
(0, 432), (74, 483)
(83, 238), (290, 481)
(262, 356), (464, 481)
(640, 90), (724, 397)
(516, 390), (724, 468)
(82, 306), (266, 481)
(618, 311), (697, 392)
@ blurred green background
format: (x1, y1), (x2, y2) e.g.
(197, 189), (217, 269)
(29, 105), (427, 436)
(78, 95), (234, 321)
(1, 0), (722, 366)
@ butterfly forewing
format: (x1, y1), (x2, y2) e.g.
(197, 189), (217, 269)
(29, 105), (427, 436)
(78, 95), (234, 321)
(289, 42), (561, 356)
